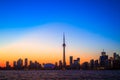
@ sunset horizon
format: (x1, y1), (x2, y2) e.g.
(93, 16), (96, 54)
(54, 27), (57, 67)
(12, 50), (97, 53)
(0, 29), (119, 67)
(0, 0), (120, 67)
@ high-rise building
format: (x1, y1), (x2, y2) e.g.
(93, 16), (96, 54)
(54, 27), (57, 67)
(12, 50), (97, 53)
(101, 49), (106, 56)
(70, 56), (73, 66)
(29, 60), (34, 69)
(99, 50), (108, 68)
(62, 33), (66, 67)
(35, 61), (39, 69)
(29, 60), (33, 66)
(113, 52), (119, 60)
(113, 52), (120, 69)
(77, 58), (80, 63)
(113, 52), (117, 60)
(72, 57), (80, 69)
(25, 58), (28, 67)
(90, 59), (94, 69)
(59, 60), (62, 68)
(94, 60), (99, 69)
(73, 58), (80, 65)
(6, 61), (10, 68)
(17, 58), (23, 69)
(13, 61), (17, 68)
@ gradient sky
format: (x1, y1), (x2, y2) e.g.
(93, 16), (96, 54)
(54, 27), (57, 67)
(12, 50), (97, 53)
(0, 0), (120, 67)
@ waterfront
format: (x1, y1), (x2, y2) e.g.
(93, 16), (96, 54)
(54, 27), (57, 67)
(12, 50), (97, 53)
(0, 70), (120, 80)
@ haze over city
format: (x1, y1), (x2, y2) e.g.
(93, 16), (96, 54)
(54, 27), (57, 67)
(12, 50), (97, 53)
(0, 0), (120, 67)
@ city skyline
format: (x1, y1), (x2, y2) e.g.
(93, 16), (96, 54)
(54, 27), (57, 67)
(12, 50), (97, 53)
(0, 35), (119, 67)
(0, 49), (120, 70)
(0, 0), (120, 67)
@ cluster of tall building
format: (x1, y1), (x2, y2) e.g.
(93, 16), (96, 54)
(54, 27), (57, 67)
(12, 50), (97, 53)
(69, 56), (80, 69)
(4, 58), (42, 70)
(0, 34), (120, 70)
(0, 50), (119, 70)
(81, 50), (120, 70)
(0, 50), (120, 70)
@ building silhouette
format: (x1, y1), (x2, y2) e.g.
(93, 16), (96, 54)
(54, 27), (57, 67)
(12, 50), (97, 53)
(24, 58), (28, 68)
(17, 58), (23, 69)
(59, 60), (62, 69)
(0, 35), (120, 70)
(62, 33), (66, 68)
(94, 60), (99, 69)
(69, 56), (80, 69)
(90, 59), (94, 69)
(70, 56), (73, 66)
(13, 61), (17, 69)
(99, 50), (108, 69)
(73, 57), (80, 69)
(0, 51), (120, 70)
(6, 61), (11, 69)
(113, 53), (120, 69)
(81, 62), (89, 70)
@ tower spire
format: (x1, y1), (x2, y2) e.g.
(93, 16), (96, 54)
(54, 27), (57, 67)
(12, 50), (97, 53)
(63, 32), (65, 44)
(63, 33), (66, 68)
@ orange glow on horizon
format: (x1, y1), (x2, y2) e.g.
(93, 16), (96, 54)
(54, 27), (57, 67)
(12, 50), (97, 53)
(0, 49), (99, 67)
(0, 23), (118, 67)
(0, 26), (100, 67)
(0, 58), (94, 67)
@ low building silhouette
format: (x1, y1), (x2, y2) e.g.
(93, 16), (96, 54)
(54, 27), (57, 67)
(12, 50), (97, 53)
(81, 62), (89, 70)
(44, 63), (55, 70)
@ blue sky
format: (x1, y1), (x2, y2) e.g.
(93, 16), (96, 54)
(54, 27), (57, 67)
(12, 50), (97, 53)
(0, 0), (120, 41)
(0, 0), (120, 64)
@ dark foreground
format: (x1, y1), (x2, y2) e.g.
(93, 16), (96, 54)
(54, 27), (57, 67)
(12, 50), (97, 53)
(0, 70), (120, 80)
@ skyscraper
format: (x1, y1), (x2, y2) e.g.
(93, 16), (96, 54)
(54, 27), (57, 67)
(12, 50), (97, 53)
(90, 59), (94, 69)
(99, 50), (108, 68)
(25, 58), (28, 67)
(59, 60), (62, 68)
(13, 61), (17, 68)
(101, 49), (106, 56)
(63, 33), (66, 68)
(70, 56), (73, 66)
(6, 61), (10, 68)
(17, 58), (23, 69)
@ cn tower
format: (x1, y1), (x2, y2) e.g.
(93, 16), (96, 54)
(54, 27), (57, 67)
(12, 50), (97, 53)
(63, 33), (66, 68)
